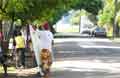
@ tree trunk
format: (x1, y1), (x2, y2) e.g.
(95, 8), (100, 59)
(7, 16), (14, 41)
(116, 22), (119, 37)
(26, 24), (29, 49)
(0, 20), (2, 32)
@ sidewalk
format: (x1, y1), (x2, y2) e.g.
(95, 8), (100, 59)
(110, 38), (120, 43)
(54, 32), (89, 38)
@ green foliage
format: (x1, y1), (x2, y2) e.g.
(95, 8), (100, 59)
(73, 0), (103, 15)
(116, 11), (120, 27)
(116, 1), (120, 27)
(97, 0), (115, 26)
(0, 0), (103, 26)
(98, 0), (120, 27)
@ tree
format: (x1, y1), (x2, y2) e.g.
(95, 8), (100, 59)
(0, 0), (8, 31)
(97, 0), (120, 37)
(0, 0), (103, 35)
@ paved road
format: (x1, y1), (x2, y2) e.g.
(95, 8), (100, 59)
(52, 38), (120, 78)
(54, 38), (120, 59)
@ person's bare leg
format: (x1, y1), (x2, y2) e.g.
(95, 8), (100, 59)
(3, 63), (7, 76)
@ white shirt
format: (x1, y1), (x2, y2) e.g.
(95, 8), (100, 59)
(37, 30), (53, 52)
(8, 38), (14, 49)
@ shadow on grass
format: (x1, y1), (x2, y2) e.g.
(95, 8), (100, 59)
(0, 73), (16, 78)
(0, 72), (40, 78)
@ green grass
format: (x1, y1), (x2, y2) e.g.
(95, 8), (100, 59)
(0, 65), (16, 73)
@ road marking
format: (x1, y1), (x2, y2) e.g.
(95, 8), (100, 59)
(80, 45), (120, 49)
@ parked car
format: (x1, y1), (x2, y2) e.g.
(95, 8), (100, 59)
(81, 25), (95, 35)
(81, 29), (91, 35)
(91, 27), (106, 37)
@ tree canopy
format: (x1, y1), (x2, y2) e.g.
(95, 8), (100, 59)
(97, 0), (115, 26)
(0, 0), (103, 25)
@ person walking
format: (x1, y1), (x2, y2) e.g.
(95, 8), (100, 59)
(15, 32), (25, 68)
(0, 31), (7, 76)
(37, 22), (54, 77)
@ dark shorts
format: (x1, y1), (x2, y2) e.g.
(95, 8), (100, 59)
(0, 53), (6, 65)
(0, 56), (4, 64)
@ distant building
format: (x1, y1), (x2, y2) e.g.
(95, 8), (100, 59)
(80, 16), (94, 34)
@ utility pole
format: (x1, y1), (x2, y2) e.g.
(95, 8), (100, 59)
(113, 0), (117, 38)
